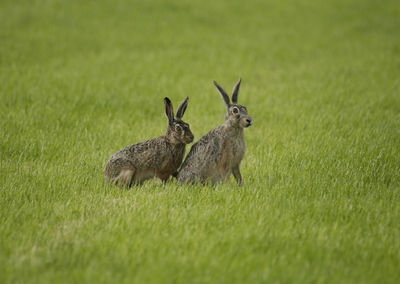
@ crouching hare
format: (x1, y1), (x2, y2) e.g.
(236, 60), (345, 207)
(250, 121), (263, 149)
(105, 97), (194, 187)
(177, 78), (252, 186)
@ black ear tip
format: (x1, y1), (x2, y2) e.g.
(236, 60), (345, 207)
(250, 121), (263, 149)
(213, 80), (218, 86)
(164, 97), (171, 103)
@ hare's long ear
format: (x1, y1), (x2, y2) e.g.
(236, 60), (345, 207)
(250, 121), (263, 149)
(232, 77), (241, 104)
(214, 80), (230, 107)
(164, 97), (174, 126)
(176, 96), (189, 119)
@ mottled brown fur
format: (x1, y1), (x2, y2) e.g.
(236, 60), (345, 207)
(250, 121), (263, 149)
(177, 79), (252, 186)
(105, 97), (193, 187)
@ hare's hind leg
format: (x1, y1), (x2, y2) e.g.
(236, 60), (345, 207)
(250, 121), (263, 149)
(156, 171), (171, 184)
(114, 168), (136, 187)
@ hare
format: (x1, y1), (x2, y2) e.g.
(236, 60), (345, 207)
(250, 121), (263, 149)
(105, 97), (194, 187)
(177, 78), (252, 186)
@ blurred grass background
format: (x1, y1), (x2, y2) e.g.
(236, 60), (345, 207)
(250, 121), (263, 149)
(1, 0), (400, 283)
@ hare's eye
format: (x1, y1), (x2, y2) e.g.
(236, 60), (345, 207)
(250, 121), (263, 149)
(175, 125), (182, 131)
(232, 107), (239, 114)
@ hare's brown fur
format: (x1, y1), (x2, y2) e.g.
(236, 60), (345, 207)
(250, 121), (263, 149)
(105, 97), (193, 187)
(177, 79), (252, 185)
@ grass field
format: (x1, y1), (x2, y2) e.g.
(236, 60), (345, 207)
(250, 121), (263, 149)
(1, 0), (400, 283)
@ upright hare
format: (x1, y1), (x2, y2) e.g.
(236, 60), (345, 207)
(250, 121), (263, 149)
(177, 79), (252, 185)
(105, 97), (194, 187)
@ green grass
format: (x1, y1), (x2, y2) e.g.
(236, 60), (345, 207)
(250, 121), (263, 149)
(1, 0), (400, 283)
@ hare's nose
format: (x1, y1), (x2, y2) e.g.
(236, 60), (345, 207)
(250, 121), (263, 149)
(246, 118), (252, 126)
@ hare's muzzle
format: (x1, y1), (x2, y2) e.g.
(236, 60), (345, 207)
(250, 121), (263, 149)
(186, 134), (194, 143)
(245, 117), (253, 127)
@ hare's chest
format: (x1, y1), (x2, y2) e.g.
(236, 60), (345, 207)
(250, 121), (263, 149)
(230, 136), (246, 165)
(159, 146), (185, 172)
(219, 136), (245, 172)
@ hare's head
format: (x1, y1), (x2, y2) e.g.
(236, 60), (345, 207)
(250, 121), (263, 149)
(214, 78), (253, 128)
(164, 97), (194, 144)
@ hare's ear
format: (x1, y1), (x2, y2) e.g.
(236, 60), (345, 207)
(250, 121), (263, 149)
(176, 96), (189, 119)
(214, 80), (230, 107)
(164, 97), (174, 126)
(232, 77), (241, 104)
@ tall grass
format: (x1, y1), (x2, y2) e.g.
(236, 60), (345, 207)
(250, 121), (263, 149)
(1, 0), (399, 283)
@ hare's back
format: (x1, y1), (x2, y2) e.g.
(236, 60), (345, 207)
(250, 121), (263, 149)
(106, 137), (165, 172)
(179, 127), (225, 177)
